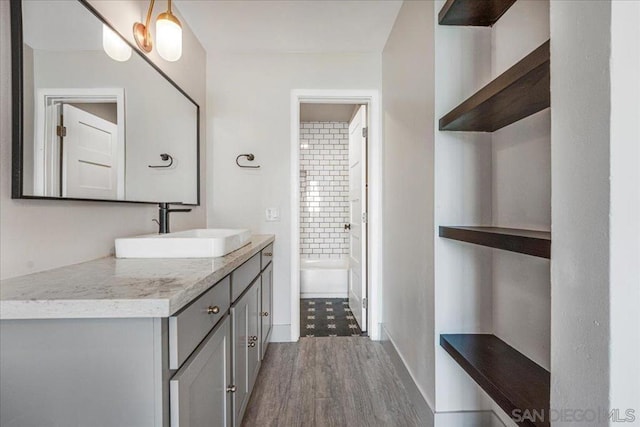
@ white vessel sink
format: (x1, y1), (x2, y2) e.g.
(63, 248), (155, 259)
(115, 229), (252, 258)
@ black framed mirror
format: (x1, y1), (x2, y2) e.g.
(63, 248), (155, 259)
(11, 0), (200, 205)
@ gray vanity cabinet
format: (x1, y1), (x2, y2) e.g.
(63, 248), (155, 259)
(231, 279), (261, 426)
(170, 316), (232, 427)
(260, 261), (273, 359)
(0, 239), (275, 427)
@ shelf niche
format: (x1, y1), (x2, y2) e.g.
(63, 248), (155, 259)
(438, 0), (517, 26)
(440, 334), (550, 427)
(439, 40), (550, 132)
(439, 226), (551, 259)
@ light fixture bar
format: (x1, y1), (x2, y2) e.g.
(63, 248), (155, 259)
(133, 0), (156, 53)
(132, 0), (183, 61)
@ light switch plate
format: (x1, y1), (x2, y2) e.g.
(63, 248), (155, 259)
(265, 207), (280, 222)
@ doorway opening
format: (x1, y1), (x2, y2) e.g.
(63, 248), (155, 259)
(290, 90), (382, 342)
(298, 103), (365, 337)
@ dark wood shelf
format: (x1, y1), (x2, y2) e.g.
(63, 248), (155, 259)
(439, 226), (550, 258)
(441, 334), (550, 427)
(439, 40), (550, 132)
(439, 0), (517, 26)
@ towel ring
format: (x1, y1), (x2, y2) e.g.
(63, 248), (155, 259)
(236, 153), (260, 169)
(148, 153), (174, 168)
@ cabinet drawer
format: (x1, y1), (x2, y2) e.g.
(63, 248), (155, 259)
(231, 253), (260, 302)
(169, 276), (230, 369)
(261, 244), (273, 270)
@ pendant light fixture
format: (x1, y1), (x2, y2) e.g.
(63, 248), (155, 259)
(133, 0), (183, 62)
(156, 0), (183, 62)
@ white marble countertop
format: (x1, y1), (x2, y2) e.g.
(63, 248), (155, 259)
(0, 235), (275, 320)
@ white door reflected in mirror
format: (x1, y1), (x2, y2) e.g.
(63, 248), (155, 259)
(32, 89), (125, 199)
(61, 104), (120, 200)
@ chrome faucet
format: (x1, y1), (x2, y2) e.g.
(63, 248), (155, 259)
(155, 203), (192, 234)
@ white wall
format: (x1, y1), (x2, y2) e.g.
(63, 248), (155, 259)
(610, 0), (640, 420)
(22, 44), (34, 194)
(551, 0), (640, 424)
(550, 1), (611, 424)
(206, 51), (381, 337)
(433, 0), (494, 412)
(0, 0), (206, 280)
(381, 0), (436, 409)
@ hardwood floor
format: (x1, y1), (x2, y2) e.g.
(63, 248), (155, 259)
(242, 337), (424, 427)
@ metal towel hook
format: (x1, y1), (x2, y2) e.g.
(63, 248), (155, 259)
(148, 153), (174, 168)
(236, 153), (260, 169)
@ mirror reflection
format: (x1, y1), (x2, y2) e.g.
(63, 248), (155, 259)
(19, 0), (199, 204)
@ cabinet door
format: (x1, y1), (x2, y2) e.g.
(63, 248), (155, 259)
(170, 316), (232, 427)
(260, 262), (273, 359)
(231, 280), (261, 427)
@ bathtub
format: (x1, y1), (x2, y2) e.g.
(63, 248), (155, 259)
(300, 257), (349, 298)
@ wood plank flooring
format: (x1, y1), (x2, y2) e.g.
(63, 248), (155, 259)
(241, 337), (424, 427)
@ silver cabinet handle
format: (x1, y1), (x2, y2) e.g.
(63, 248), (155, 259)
(263, 252), (272, 256)
(226, 385), (236, 393)
(261, 311), (269, 317)
(248, 342), (256, 348)
(249, 335), (258, 341)
(207, 306), (220, 315)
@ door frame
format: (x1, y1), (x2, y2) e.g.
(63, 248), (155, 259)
(34, 88), (125, 199)
(290, 89), (382, 341)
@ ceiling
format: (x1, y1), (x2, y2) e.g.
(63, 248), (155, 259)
(175, 0), (403, 53)
(300, 103), (359, 122)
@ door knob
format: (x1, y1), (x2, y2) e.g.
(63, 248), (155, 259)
(344, 224), (351, 231)
(207, 306), (220, 314)
(262, 311), (269, 317)
(248, 342), (256, 348)
(226, 385), (237, 393)
(249, 335), (258, 341)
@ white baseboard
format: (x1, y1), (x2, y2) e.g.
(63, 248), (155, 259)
(300, 292), (348, 299)
(380, 326), (434, 425)
(269, 324), (292, 342)
(380, 326), (506, 427)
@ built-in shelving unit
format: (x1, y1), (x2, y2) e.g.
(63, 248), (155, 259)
(437, 1), (552, 423)
(439, 40), (550, 132)
(439, 226), (550, 259)
(440, 334), (550, 427)
(438, 0), (517, 26)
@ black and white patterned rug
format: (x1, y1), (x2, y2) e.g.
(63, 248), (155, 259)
(300, 298), (363, 337)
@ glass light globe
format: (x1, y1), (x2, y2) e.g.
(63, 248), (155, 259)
(156, 13), (182, 62)
(102, 24), (132, 62)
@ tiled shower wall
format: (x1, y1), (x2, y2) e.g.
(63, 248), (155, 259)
(300, 121), (349, 259)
